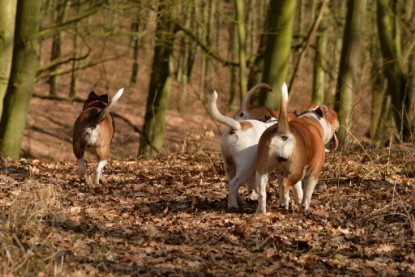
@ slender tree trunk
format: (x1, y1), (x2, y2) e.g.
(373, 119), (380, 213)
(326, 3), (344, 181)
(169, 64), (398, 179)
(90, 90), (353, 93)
(48, 0), (70, 96)
(376, 0), (411, 140)
(312, 8), (327, 104)
(139, 0), (176, 157)
(0, 0), (41, 158)
(334, 0), (367, 142)
(259, 0), (296, 109)
(178, 3), (194, 111)
(228, 19), (237, 106)
(130, 20), (140, 85)
(234, 0), (247, 101)
(0, 0), (17, 116)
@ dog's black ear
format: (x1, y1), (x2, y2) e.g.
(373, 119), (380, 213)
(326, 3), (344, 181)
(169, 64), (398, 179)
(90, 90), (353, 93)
(88, 91), (98, 99)
(99, 94), (109, 103)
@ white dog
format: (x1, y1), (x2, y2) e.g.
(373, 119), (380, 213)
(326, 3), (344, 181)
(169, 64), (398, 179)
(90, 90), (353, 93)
(208, 90), (277, 209)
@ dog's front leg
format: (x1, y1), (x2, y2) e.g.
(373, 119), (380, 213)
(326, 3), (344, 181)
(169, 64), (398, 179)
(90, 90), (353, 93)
(93, 159), (107, 184)
(255, 171), (268, 213)
(301, 175), (318, 212)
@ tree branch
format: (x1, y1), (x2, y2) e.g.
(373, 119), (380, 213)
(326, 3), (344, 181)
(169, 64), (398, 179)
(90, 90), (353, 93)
(288, 0), (329, 91)
(176, 23), (240, 67)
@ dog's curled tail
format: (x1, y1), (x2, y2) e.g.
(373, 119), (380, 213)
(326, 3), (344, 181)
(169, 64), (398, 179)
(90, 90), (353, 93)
(209, 90), (241, 131)
(97, 88), (124, 123)
(238, 83), (272, 120)
(277, 83), (290, 134)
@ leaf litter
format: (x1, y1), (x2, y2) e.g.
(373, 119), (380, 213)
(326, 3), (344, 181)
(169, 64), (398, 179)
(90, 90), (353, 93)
(0, 145), (414, 276)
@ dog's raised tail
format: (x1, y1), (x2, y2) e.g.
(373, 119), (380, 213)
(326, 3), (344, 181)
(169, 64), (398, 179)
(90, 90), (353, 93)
(239, 83), (272, 119)
(209, 90), (241, 131)
(97, 88), (124, 123)
(277, 83), (290, 134)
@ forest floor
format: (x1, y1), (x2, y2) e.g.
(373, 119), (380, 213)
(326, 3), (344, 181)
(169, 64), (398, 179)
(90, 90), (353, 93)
(1, 55), (415, 275)
(0, 146), (414, 276)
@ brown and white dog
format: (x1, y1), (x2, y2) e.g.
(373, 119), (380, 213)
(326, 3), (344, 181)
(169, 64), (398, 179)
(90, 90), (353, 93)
(255, 83), (339, 213)
(208, 90), (278, 209)
(73, 88), (124, 185)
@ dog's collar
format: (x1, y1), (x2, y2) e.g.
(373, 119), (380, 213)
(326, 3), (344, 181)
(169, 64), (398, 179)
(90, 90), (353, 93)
(87, 99), (107, 107)
(266, 117), (278, 123)
(298, 112), (329, 139)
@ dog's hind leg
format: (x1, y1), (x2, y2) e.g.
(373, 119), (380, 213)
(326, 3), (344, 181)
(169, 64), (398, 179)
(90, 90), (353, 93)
(246, 175), (258, 200)
(228, 172), (250, 209)
(255, 171), (269, 213)
(301, 176), (318, 212)
(93, 159), (107, 184)
(77, 157), (87, 181)
(278, 176), (291, 210)
(292, 181), (303, 205)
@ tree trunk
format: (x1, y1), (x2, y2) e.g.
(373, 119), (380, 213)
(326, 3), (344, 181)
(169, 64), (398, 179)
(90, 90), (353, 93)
(0, 0), (41, 158)
(312, 9), (327, 104)
(130, 18), (140, 85)
(376, 0), (412, 140)
(138, 0), (176, 157)
(0, 0), (17, 116)
(259, 0), (296, 110)
(48, 0), (70, 96)
(334, 0), (367, 142)
(234, 0), (248, 100)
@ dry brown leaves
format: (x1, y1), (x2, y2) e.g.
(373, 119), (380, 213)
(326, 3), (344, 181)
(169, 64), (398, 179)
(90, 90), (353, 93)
(0, 144), (414, 276)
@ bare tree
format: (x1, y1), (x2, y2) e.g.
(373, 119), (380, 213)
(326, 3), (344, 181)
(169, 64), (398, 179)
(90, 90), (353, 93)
(139, 0), (177, 157)
(0, 0), (42, 158)
(334, 0), (367, 142)
(0, 0), (17, 116)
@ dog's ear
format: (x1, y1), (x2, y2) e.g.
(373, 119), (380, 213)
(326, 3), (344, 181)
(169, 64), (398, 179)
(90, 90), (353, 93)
(315, 105), (329, 117)
(295, 104), (319, 116)
(88, 91), (98, 99)
(99, 94), (109, 103)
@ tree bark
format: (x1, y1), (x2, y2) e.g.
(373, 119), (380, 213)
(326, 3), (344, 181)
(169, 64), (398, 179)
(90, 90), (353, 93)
(258, 0), (296, 110)
(0, 0), (41, 158)
(48, 0), (70, 96)
(0, 0), (17, 116)
(312, 6), (327, 104)
(138, 0), (176, 157)
(376, 0), (412, 140)
(334, 0), (367, 142)
(234, 0), (248, 100)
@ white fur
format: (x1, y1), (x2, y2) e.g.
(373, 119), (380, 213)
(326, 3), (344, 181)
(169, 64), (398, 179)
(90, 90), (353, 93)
(270, 133), (295, 160)
(82, 125), (100, 146)
(209, 90), (276, 209)
(221, 119), (275, 208)
(93, 159), (107, 185)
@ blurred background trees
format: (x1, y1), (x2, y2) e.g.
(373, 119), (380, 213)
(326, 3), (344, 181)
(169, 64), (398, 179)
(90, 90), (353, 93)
(0, 0), (414, 158)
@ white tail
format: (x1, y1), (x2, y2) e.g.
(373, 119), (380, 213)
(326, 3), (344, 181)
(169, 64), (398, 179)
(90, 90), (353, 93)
(208, 90), (241, 131)
(97, 88), (124, 123)
(237, 83), (272, 120)
(277, 83), (289, 134)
